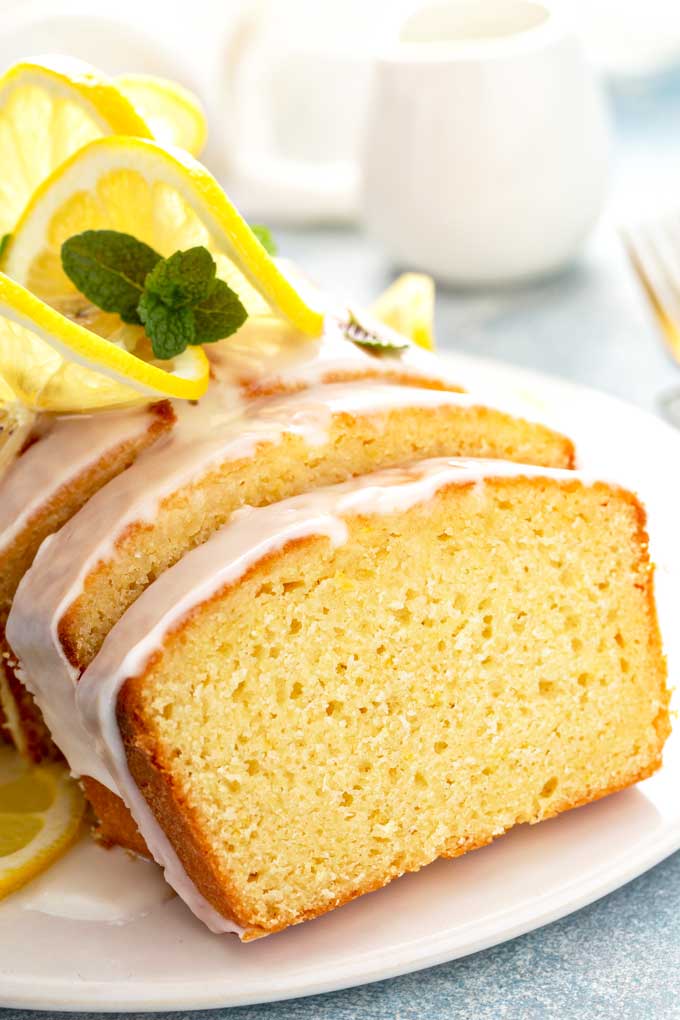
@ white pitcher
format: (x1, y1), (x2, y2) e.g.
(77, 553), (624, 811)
(360, 1), (611, 285)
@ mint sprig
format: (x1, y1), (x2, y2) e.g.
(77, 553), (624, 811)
(60, 230), (248, 359)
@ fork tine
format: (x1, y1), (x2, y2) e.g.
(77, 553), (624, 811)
(622, 220), (680, 362)
(644, 219), (680, 305)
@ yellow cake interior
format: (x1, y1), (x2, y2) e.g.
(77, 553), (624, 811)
(118, 476), (669, 937)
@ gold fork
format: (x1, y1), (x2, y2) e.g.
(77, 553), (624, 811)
(621, 217), (680, 364)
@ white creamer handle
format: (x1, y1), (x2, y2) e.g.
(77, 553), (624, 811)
(221, 1), (358, 223)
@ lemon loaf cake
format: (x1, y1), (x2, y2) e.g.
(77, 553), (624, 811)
(0, 402), (173, 758)
(8, 459), (669, 938)
(5, 380), (573, 767)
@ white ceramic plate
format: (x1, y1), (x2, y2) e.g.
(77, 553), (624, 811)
(1, 353), (679, 1012)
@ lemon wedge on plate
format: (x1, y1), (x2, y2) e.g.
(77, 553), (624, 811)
(371, 273), (436, 351)
(0, 56), (152, 236)
(116, 73), (207, 156)
(0, 746), (85, 900)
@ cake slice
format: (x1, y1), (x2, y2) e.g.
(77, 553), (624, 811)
(8, 459), (669, 938)
(0, 402), (173, 757)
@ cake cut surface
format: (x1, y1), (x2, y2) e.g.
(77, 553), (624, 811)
(11, 459), (667, 938)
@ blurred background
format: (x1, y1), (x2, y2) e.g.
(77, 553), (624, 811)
(2, 0), (680, 412)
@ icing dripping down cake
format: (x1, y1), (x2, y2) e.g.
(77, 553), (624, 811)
(0, 402), (174, 757)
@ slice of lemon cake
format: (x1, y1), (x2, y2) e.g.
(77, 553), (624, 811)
(8, 459), (669, 938)
(0, 402), (173, 758)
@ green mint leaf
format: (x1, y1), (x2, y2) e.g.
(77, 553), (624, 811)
(138, 292), (195, 359)
(0, 233), (11, 261)
(192, 278), (248, 344)
(251, 224), (278, 256)
(60, 229), (250, 354)
(144, 246), (215, 308)
(61, 230), (161, 324)
(343, 310), (407, 355)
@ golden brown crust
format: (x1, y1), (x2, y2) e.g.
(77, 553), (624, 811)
(81, 777), (149, 856)
(0, 698), (10, 744)
(114, 716), (667, 938)
(116, 705), (251, 931)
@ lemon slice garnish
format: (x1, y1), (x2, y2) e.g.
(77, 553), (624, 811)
(0, 135), (324, 412)
(6, 134), (323, 338)
(0, 272), (209, 412)
(371, 273), (436, 351)
(116, 73), (207, 156)
(0, 746), (85, 900)
(0, 56), (152, 236)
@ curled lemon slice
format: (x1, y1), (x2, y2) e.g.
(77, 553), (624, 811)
(371, 273), (436, 351)
(0, 746), (85, 900)
(116, 73), (207, 156)
(6, 134), (323, 338)
(0, 273), (209, 412)
(1, 135), (323, 412)
(0, 56), (152, 236)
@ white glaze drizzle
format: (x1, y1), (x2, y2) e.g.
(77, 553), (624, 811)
(206, 313), (462, 394)
(8, 456), (601, 937)
(0, 406), (159, 556)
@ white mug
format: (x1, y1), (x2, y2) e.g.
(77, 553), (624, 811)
(215, 0), (415, 223)
(360, 1), (611, 285)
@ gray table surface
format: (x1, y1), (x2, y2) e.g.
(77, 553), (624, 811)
(4, 79), (680, 1020)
